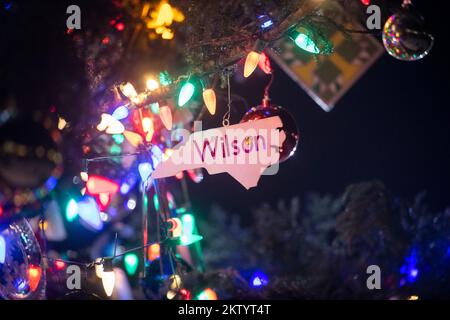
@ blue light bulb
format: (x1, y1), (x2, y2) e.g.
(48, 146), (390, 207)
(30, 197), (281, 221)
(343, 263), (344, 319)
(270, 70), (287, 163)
(112, 105), (129, 120)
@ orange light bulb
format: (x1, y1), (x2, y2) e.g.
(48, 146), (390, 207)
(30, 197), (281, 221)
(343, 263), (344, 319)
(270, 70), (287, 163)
(244, 51), (261, 78)
(202, 89), (216, 115)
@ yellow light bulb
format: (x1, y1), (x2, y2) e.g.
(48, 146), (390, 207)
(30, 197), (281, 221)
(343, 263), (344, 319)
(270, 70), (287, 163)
(102, 271), (115, 297)
(101, 259), (115, 297)
(202, 89), (216, 115)
(156, 3), (174, 26)
(120, 82), (138, 99)
(169, 274), (182, 290)
(142, 117), (153, 133)
(123, 130), (143, 147)
(162, 29), (174, 40)
(105, 120), (125, 134)
(142, 117), (154, 142)
(146, 78), (159, 91)
(95, 258), (103, 278)
(58, 117), (67, 130)
(80, 172), (89, 182)
(244, 51), (261, 78)
(97, 114), (114, 131)
(166, 290), (177, 300)
(40, 220), (48, 231)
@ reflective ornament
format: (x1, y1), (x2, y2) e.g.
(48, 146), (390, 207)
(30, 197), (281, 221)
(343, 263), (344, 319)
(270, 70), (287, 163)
(240, 103), (299, 162)
(382, 10), (434, 61)
(0, 218), (46, 299)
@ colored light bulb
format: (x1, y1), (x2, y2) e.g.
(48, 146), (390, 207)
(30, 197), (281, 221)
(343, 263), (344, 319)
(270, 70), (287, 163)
(124, 253), (139, 276)
(80, 171), (89, 182)
(202, 89), (216, 115)
(179, 234), (203, 246)
(159, 106), (172, 130)
(146, 78), (160, 91)
(166, 191), (175, 209)
(0, 235), (5, 264)
(97, 113), (115, 131)
(66, 199), (78, 222)
(102, 259), (115, 297)
(156, 3), (174, 25)
(181, 214), (194, 236)
(112, 105), (129, 120)
(126, 198), (137, 210)
(250, 271), (268, 288)
(153, 194), (159, 211)
(197, 288), (218, 300)
(120, 82), (137, 99)
(138, 162), (153, 182)
(294, 32), (319, 54)
(105, 121), (125, 135)
(159, 71), (172, 86)
(178, 82), (195, 107)
(58, 117), (67, 130)
(112, 134), (124, 144)
(148, 243), (160, 261)
(55, 260), (66, 270)
(86, 175), (119, 195)
(244, 51), (261, 78)
(151, 145), (163, 168)
(258, 52), (272, 74)
(123, 130), (143, 147)
(169, 274), (182, 290)
(95, 258), (104, 278)
(78, 197), (103, 231)
(142, 117), (154, 142)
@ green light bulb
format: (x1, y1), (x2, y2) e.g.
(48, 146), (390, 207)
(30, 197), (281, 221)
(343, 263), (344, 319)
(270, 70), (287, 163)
(153, 194), (159, 211)
(124, 253), (139, 276)
(150, 103), (160, 114)
(112, 134), (124, 144)
(66, 199), (78, 222)
(294, 33), (319, 54)
(178, 82), (195, 107)
(159, 71), (172, 86)
(110, 144), (121, 155)
(180, 234), (203, 246)
(181, 214), (195, 236)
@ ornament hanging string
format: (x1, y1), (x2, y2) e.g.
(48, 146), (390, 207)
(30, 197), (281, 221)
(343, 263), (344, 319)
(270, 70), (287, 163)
(222, 70), (232, 127)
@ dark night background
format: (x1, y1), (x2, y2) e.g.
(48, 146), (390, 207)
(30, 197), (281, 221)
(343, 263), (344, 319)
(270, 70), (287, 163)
(1, 0), (449, 219)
